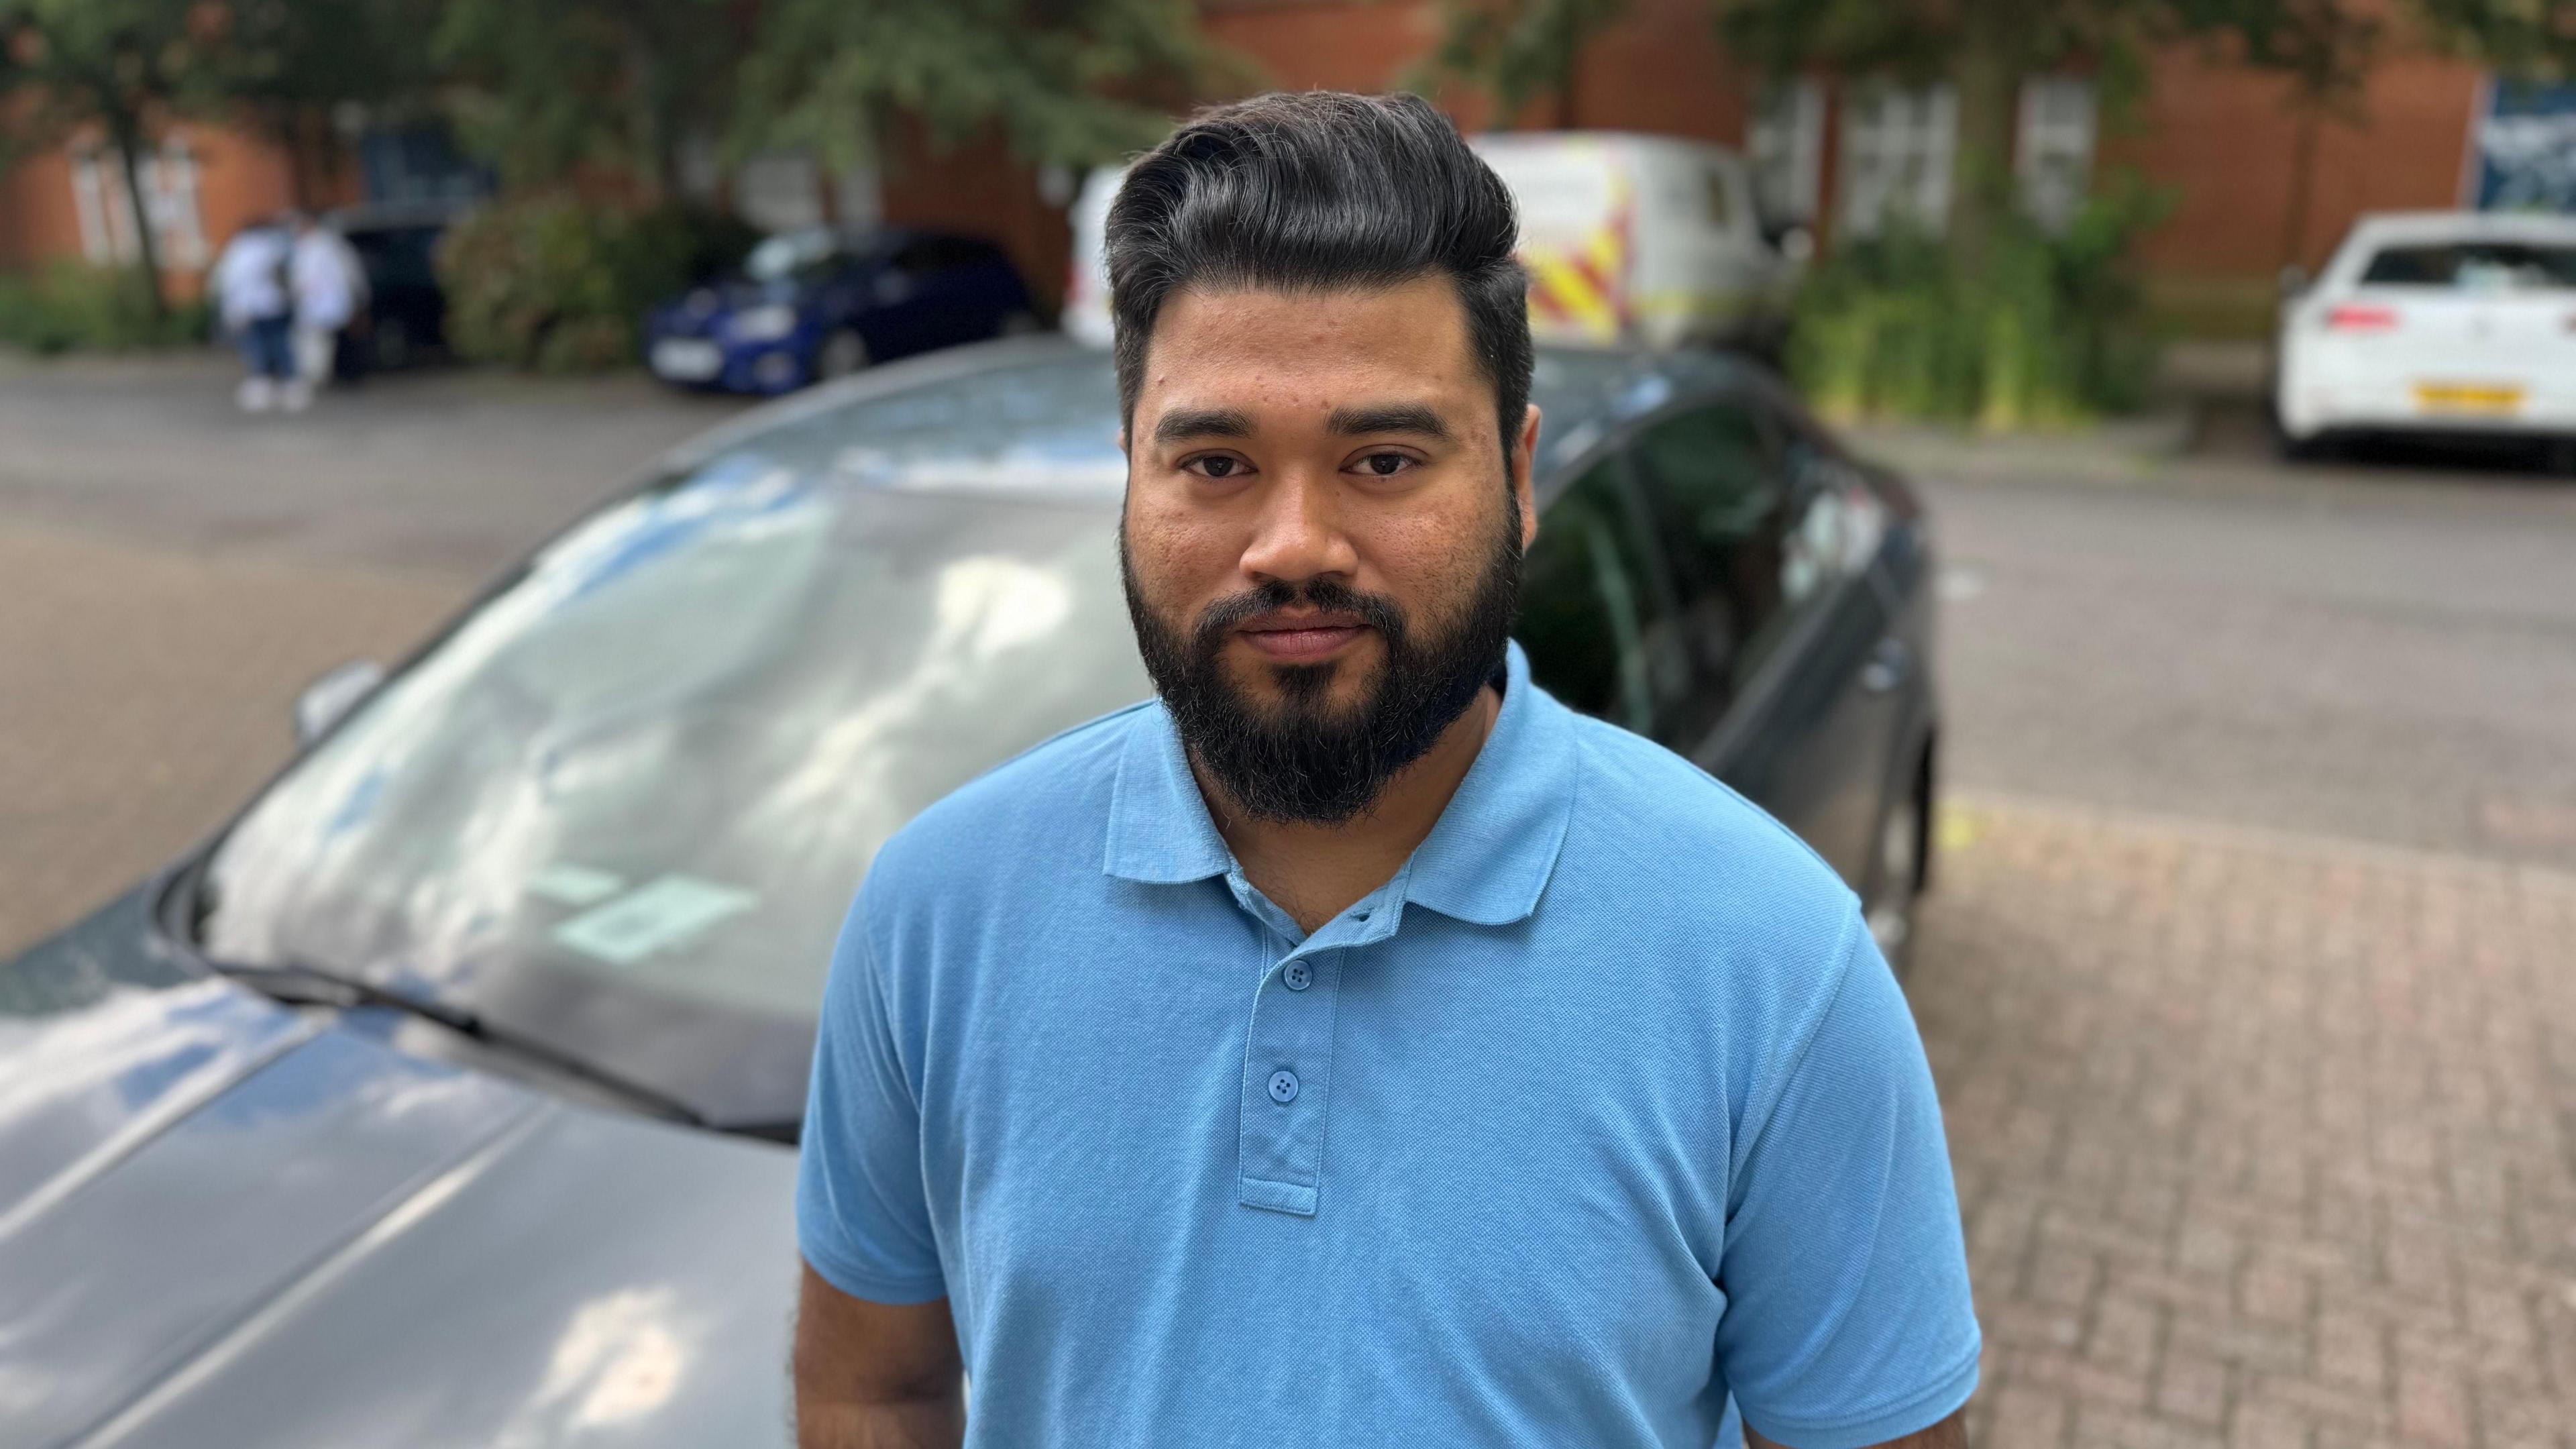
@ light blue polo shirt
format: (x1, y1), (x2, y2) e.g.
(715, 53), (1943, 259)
(799, 642), (1979, 1448)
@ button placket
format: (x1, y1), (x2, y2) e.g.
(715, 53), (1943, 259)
(1236, 943), (1344, 1216)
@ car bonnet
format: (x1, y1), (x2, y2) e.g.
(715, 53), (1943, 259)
(0, 892), (802, 1449)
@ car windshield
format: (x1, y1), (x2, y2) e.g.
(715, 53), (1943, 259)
(193, 351), (1149, 1126)
(2359, 240), (2576, 291)
(744, 227), (847, 284)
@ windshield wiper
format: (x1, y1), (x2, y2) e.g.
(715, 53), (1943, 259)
(208, 957), (713, 1132)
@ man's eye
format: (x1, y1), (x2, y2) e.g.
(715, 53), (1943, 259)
(1187, 455), (1246, 479)
(1357, 453), (1416, 477)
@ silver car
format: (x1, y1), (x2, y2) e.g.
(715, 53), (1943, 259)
(0, 335), (1939, 1446)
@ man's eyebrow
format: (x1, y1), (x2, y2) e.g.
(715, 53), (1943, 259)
(1328, 403), (1454, 441)
(1152, 407), (1255, 443)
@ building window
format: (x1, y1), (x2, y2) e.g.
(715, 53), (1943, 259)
(70, 136), (207, 271)
(1750, 79), (1826, 227)
(1837, 84), (1957, 238)
(2018, 76), (2097, 233)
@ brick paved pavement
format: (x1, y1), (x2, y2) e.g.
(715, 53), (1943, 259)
(1919, 796), (2576, 1448)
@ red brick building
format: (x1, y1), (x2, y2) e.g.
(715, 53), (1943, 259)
(0, 2), (2504, 328)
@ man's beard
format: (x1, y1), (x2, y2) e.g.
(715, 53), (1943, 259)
(1120, 507), (1523, 826)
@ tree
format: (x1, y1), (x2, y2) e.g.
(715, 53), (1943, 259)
(731, 0), (1222, 174)
(1423, 0), (1633, 126)
(0, 0), (217, 317)
(0, 0), (423, 316)
(430, 0), (749, 203)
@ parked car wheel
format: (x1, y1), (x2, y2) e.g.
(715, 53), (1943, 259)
(1866, 765), (1928, 974)
(818, 328), (871, 380)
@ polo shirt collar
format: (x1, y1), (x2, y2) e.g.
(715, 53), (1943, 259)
(1102, 641), (1577, 929)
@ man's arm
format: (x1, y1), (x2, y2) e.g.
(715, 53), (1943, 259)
(1744, 1406), (1968, 1449)
(792, 1263), (965, 1449)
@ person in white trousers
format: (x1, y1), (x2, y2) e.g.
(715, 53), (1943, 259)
(210, 219), (295, 413)
(286, 213), (368, 412)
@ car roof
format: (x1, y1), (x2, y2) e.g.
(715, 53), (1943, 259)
(2342, 210), (2576, 246)
(660, 334), (1770, 509)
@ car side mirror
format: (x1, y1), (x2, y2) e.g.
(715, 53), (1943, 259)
(295, 659), (385, 745)
(2277, 264), (2309, 300)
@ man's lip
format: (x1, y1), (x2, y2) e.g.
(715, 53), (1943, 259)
(1236, 614), (1371, 663)
(1238, 610), (1368, 635)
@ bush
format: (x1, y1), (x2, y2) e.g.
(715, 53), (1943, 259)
(436, 195), (761, 372)
(1788, 173), (2171, 429)
(0, 259), (211, 355)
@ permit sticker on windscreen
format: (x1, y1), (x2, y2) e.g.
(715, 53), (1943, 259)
(527, 862), (627, 907)
(553, 874), (755, 966)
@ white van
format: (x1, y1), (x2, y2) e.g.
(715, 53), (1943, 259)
(1063, 131), (1803, 353)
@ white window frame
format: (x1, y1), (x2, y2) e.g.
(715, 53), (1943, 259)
(1749, 78), (1827, 227)
(2017, 75), (2098, 233)
(1837, 84), (1957, 238)
(69, 133), (208, 270)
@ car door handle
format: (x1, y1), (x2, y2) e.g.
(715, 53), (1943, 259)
(1860, 637), (1911, 694)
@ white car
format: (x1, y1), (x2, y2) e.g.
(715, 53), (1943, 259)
(2275, 210), (2576, 454)
(1063, 133), (1807, 356)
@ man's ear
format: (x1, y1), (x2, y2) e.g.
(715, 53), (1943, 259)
(1513, 404), (1542, 549)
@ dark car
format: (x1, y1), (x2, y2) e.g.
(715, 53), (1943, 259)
(329, 203), (464, 374)
(0, 336), (1936, 1446)
(644, 227), (1037, 395)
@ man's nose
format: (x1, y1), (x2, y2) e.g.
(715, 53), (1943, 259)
(1238, 470), (1359, 584)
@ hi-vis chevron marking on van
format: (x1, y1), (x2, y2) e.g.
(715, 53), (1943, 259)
(1064, 131), (1806, 356)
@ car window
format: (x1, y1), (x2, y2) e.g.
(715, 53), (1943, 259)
(745, 228), (846, 284)
(1515, 458), (1695, 738)
(1626, 398), (1800, 694)
(2359, 241), (2576, 291)
(892, 237), (989, 278)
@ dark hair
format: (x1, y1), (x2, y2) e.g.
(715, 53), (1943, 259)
(1106, 91), (1534, 478)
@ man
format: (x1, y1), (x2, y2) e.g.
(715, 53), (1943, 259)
(795, 92), (1978, 1449)
(287, 211), (368, 409)
(209, 217), (293, 413)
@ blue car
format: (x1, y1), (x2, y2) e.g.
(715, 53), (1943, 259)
(645, 227), (1036, 394)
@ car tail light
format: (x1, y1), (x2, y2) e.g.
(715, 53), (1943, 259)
(2324, 304), (2400, 332)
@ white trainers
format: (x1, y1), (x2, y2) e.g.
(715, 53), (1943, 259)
(280, 380), (313, 414)
(237, 378), (275, 413)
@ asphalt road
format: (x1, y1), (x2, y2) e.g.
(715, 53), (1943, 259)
(2, 350), (2571, 952)
(0, 351), (750, 575)
(1916, 449), (2576, 871)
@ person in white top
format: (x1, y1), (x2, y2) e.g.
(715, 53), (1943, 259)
(286, 213), (370, 412)
(209, 219), (295, 413)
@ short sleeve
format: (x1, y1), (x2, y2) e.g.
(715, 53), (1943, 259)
(796, 900), (948, 1304)
(1715, 921), (1980, 1448)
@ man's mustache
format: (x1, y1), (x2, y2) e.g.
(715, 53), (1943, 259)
(1193, 578), (1410, 653)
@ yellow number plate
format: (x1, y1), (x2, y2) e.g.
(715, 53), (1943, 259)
(2414, 382), (2526, 415)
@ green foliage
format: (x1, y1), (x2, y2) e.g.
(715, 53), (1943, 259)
(1790, 175), (2171, 428)
(0, 259), (209, 354)
(436, 195), (756, 373)
(0, 0), (431, 315)
(432, 0), (744, 198)
(732, 0), (1225, 172)
(1421, 0), (1635, 123)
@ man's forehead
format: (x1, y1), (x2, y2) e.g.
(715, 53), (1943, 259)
(1134, 280), (1486, 426)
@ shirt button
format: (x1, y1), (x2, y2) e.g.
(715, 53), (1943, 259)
(1267, 1069), (1301, 1104)
(1282, 961), (1313, 991)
